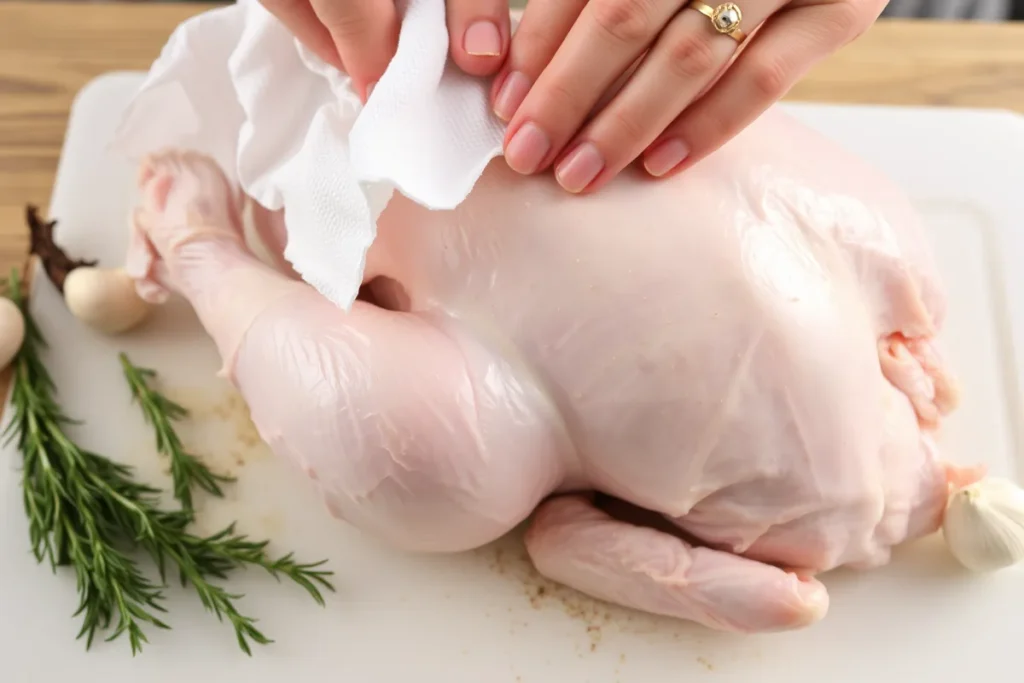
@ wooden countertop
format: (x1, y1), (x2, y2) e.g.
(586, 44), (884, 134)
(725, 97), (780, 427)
(1, 2), (1023, 277)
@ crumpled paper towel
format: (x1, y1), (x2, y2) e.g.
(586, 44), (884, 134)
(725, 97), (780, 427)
(112, 0), (508, 310)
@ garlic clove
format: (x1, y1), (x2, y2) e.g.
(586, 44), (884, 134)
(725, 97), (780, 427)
(63, 266), (151, 335)
(942, 476), (1024, 573)
(0, 296), (26, 370)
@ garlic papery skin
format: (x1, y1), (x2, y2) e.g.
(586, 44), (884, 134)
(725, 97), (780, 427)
(942, 477), (1024, 573)
(0, 296), (26, 370)
(63, 266), (151, 335)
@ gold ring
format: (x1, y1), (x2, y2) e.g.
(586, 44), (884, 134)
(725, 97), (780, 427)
(687, 1), (747, 44)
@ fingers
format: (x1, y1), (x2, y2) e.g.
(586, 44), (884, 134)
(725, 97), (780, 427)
(553, 3), (784, 193)
(446, 0), (512, 76)
(307, 0), (400, 98)
(260, 0), (399, 98)
(492, 0), (589, 122)
(501, 0), (689, 177)
(259, 0), (344, 70)
(643, 1), (878, 178)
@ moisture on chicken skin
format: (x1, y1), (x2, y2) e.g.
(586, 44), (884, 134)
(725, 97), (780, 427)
(125, 108), (979, 634)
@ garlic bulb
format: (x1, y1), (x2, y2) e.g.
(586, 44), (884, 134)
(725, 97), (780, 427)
(0, 296), (25, 370)
(942, 477), (1024, 572)
(63, 266), (151, 335)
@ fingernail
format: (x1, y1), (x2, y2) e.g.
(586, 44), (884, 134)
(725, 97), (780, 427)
(494, 71), (530, 121)
(555, 142), (604, 193)
(464, 20), (502, 57)
(644, 138), (689, 177)
(505, 122), (551, 175)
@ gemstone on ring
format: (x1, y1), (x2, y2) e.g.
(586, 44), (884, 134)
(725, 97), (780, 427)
(711, 3), (743, 33)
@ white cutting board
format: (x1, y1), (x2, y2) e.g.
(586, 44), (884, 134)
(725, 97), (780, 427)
(2, 72), (1024, 683)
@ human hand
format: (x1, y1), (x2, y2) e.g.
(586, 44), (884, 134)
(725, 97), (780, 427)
(259, 0), (512, 100)
(492, 0), (885, 193)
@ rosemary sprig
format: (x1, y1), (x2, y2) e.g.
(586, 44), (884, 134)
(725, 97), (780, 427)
(120, 353), (233, 513)
(3, 271), (335, 655)
(5, 270), (170, 654)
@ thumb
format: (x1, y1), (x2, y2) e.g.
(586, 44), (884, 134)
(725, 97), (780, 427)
(309, 0), (399, 99)
(447, 0), (511, 77)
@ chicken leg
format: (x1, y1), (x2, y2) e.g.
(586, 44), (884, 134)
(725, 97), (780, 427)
(130, 149), (566, 553)
(526, 494), (830, 633)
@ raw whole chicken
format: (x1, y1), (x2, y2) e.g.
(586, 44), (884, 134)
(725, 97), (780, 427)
(126, 107), (982, 635)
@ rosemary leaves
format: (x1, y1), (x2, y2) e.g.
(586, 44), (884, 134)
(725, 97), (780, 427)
(121, 353), (234, 514)
(3, 270), (334, 656)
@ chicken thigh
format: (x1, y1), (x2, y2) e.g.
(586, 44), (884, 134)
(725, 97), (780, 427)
(126, 108), (978, 635)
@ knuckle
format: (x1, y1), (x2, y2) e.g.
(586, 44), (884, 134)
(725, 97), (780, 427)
(311, 0), (383, 39)
(749, 58), (790, 100)
(507, 34), (549, 75)
(677, 111), (728, 153)
(592, 107), (648, 158)
(607, 109), (647, 146)
(826, 1), (874, 43)
(666, 35), (718, 81)
(323, 13), (371, 39)
(538, 80), (591, 131)
(504, 19), (560, 77)
(590, 0), (658, 46)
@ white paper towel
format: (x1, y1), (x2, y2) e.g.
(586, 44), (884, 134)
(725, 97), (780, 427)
(112, 0), (508, 310)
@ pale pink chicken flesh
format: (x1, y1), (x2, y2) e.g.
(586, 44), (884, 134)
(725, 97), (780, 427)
(125, 108), (980, 635)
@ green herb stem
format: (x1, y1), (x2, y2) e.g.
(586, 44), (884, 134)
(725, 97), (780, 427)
(3, 270), (335, 655)
(120, 353), (233, 514)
